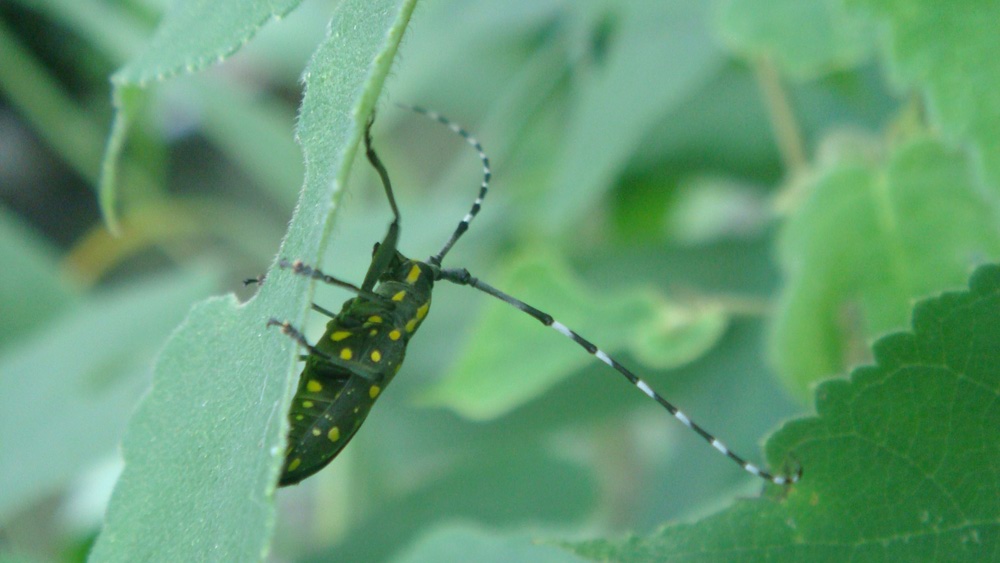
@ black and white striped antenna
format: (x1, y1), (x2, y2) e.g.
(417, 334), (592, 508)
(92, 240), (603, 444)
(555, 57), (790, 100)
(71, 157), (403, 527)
(397, 104), (491, 267)
(414, 106), (801, 486)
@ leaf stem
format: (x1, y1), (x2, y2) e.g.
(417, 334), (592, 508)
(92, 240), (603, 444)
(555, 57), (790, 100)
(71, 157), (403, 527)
(753, 56), (807, 177)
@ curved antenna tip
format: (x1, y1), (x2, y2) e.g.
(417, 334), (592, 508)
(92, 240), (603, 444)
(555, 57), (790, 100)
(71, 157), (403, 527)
(399, 105), (491, 264)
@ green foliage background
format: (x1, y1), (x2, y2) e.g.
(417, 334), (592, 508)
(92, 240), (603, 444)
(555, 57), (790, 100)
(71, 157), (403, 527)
(1, 0), (998, 561)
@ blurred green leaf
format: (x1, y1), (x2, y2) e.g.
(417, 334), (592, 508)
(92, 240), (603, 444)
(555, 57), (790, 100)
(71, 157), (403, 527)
(113, 0), (302, 86)
(632, 64), (779, 175)
(663, 175), (769, 244)
(772, 138), (1000, 396)
(716, 0), (874, 77)
(88, 1), (416, 560)
(0, 16), (107, 186)
(0, 552), (47, 563)
(0, 206), (78, 350)
(306, 446), (597, 563)
(26, 0), (304, 212)
(546, 0), (724, 228)
(853, 0), (1000, 190)
(0, 269), (215, 525)
(392, 523), (586, 563)
(100, 0), (305, 231)
(18, 0), (146, 60)
(423, 247), (728, 420)
(194, 79), (302, 210)
(567, 262), (1000, 562)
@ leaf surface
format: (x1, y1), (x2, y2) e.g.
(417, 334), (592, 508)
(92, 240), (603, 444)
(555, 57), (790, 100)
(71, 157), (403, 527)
(716, 0), (873, 77)
(568, 263), (1000, 562)
(545, 1), (724, 228)
(853, 0), (1000, 190)
(0, 270), (213, 524)
(773, 138), (1000, 395)
(88, 1), (416, 560)
(0, 206), (77, 350)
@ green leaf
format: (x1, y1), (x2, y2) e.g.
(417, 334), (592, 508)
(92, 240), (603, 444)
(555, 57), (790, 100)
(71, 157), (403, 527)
(0, 270), (215, 524)
(29, 0), (304, 213)
(716, 0), (874, 77)
(100, 0), (305, 232)
(422, 247), (728, 420)
(567, 262), (1000, 562)
(114, 0), (303, 86)
(308, 446), (598, 562)
(0, 206), (78, 350)
(88, 1), (416, 560)
(16, 0), (146, 61)
(0, 552), (46, 563)
(853, 0), (1000, 190)
(772, 137), (1000, 396)
(545, 0), (724, 229)
(0, 15), (110, 187)
(393, 523), (586, 563)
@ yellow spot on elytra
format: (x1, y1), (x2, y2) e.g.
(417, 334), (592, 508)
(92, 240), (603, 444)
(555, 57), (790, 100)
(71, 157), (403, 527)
(311, 428), (321, 437)
(368, 315), (383, 324)
(307, 380), (322, 393)
(331, 331), (351, 341)
(288, 458), (301, 472)
(340, 348), (353, 360)
(406, 264), (421, 283)
(328, 427), (341, 442)
(405, 318), (418, 333)
(295, 415), (304, 421)
(302, 401), (314, 409)
(369, 328), (377, 336)
(392, 290), (407, 302)
(369, 385), (381, 398)
(416, 302), (430, 321)
(389, 329), (401, 341)
(371, 350), (382, 362)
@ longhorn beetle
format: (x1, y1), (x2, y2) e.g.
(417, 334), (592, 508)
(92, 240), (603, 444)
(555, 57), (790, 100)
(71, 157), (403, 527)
(264, 107), (802, 487)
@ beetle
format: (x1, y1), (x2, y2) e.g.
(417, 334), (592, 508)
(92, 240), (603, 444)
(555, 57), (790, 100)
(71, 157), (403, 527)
(264, 108), (801, 487)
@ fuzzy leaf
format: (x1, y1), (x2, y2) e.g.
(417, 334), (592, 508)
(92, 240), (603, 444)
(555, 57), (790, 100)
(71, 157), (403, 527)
(88, 1), (416, 560)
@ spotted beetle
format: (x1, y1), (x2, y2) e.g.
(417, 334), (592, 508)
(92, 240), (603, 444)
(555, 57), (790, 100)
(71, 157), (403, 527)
(264, 107), (801, 487)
